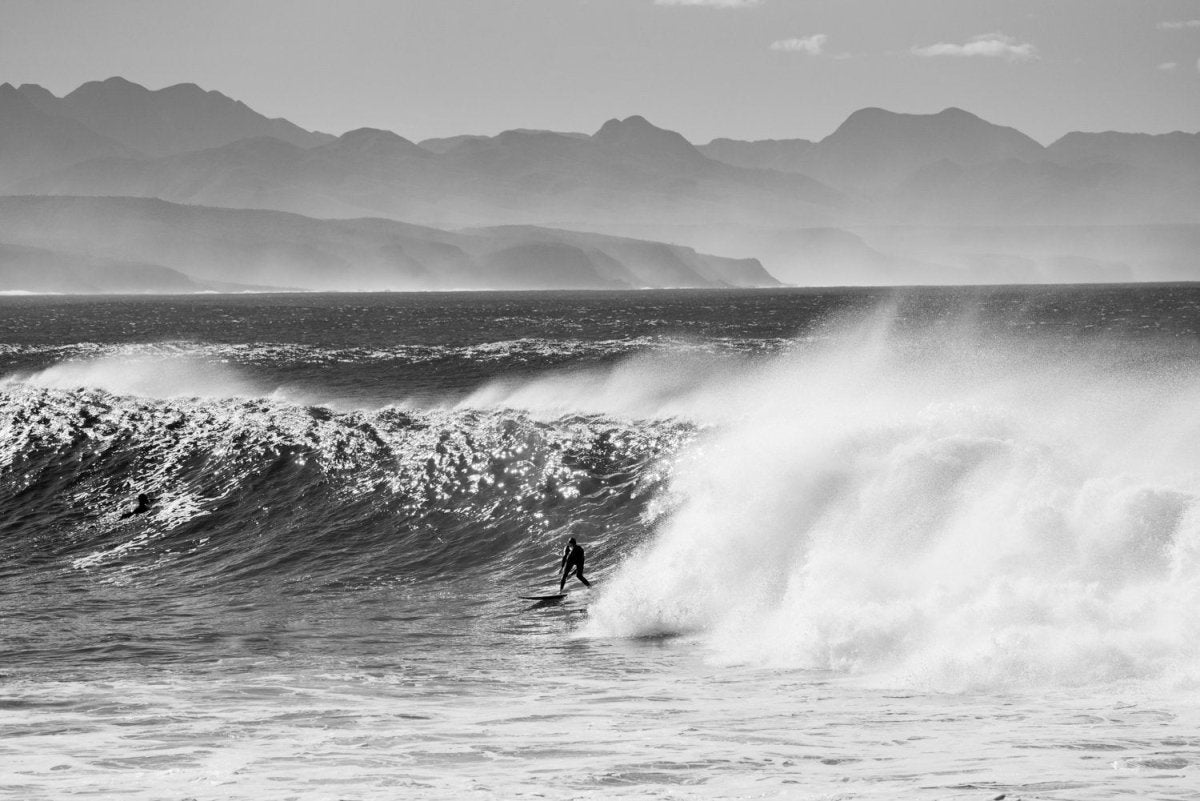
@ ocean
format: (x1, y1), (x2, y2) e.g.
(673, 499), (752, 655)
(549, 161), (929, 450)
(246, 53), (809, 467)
(3, 287), (1200, 800)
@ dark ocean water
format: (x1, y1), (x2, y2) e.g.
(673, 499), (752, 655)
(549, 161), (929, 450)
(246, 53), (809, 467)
(4, 287), (1200, 799)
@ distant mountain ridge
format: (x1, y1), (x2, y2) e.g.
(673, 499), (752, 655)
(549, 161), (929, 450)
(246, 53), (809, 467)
(0, 195), (776, 293)
(419, 130), (589, 154)
(806, 106), (1046, 194)
(1046, 130), (1200, 173)
(12, 109), (844, 228)
(17, 76), (333, 156)
(4, 78), (1197, 230)
(701, 107), (1046, 194)
(699, 138), (815, 173)
(2, 75), (1199, 288)
(0, 83), (132, 182)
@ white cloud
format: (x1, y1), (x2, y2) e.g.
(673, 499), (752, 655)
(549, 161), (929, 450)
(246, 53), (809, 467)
(911, 32), (1038, 63)
(654, 0), (762, 7)
(1157, 20), (1200, 30)
(1196, 57), (1200, 73)
(769, 34), (828, 56)
(1158, 61), (1179, 71)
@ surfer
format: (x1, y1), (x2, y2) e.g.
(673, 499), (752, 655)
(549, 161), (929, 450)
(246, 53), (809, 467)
(559, 536), (591, 592)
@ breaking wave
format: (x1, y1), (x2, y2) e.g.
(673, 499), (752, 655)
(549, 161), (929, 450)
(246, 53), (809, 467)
(6, 309), (1200, 691)
(0, 382), (692, 590)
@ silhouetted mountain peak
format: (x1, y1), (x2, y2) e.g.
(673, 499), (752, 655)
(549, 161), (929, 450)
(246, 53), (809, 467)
(935, 106), (975, 119)
(340, 127), (414, 144)
(66, 76), (147, 101)
(826, 106), (1040, 148)
(325, 128), (428, 158)
(828, 106), (889, 131)
(68, 78), (236, 109)
(595, 115), (660, 139)
(495, 128), (574, 145)
(99, 76), (140, 88)
(42, 76), (332, 156)
(830, 107), (976, 139)
(0, 84), (59, 118)
(596, 114), (651, 130)
(0, 83), (136, 185)
(162, 81), (204, 93)
(592, 115), (703, 161)
(16, 83), (58, 109)
(821, 106), (1044, 163)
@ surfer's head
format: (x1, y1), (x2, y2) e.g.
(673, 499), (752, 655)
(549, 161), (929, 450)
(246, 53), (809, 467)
(568, 537), (576, 545)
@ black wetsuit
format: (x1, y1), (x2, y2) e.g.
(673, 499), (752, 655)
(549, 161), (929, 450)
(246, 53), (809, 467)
(559, 543), (591, 591)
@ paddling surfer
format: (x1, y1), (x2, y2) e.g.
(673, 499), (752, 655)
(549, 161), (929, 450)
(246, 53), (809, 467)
(559, 537), (591, 592)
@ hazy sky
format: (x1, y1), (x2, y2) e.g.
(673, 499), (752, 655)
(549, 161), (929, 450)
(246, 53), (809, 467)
(3, 0), (1199, 144)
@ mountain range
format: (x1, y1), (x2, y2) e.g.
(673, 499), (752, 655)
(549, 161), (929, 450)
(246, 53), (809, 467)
(8, 114), (843, 228)
(0, 195), (774, 293)
(1, 77), (1198, 289)
(15, 77), (333, 157)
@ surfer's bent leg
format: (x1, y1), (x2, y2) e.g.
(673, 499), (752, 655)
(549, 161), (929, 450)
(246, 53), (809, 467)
(577, 571), (591, 587)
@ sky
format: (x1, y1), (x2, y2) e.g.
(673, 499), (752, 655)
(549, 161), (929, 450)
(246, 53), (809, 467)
(2, 0), (1199, 145)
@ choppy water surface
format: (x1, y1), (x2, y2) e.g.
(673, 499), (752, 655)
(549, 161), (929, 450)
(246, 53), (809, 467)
(4, 287), (1200, 799)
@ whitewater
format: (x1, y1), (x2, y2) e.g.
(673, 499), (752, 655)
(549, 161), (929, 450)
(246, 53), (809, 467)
(3, 288), (1200, 799)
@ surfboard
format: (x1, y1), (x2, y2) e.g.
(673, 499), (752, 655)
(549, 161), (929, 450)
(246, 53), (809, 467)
(519, 593), (567, 602)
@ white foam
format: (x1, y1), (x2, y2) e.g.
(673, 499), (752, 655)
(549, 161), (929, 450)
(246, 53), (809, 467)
(574, 311), (1200, 691)
(4, 353), (258, 399)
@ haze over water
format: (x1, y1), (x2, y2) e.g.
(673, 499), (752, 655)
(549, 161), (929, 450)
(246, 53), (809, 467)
(3, 288), (1200, 799)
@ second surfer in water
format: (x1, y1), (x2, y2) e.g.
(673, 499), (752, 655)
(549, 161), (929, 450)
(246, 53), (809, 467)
(559, 537), (591, 592)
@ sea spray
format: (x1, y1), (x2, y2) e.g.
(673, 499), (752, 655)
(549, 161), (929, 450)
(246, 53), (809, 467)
(580, 319), (1200, 690)
(3, 352), (263, 399)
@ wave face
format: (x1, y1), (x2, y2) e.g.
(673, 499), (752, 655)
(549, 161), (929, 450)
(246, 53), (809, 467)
(0, 383), (691, 590)
(7, 288), (1200, 689)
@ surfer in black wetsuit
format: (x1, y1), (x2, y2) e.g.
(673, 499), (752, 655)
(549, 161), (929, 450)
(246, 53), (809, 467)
(559, 537), (591, 592)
